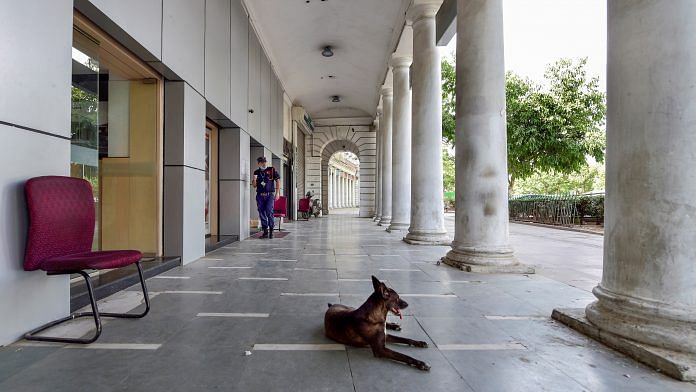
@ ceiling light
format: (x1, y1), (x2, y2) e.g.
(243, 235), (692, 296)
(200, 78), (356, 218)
(331, 95), (341, 103)
(322, 46), (334, 57)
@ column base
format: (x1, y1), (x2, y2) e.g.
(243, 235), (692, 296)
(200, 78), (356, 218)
(552, 307), (696, 381)
(377, 216), (391, 226)
(386, 222), (409, 232)
(403, 230), (450, 245)
(373, 215), (381, 222)
(585, 286), (696, 354)
(442, 246), (534, 274)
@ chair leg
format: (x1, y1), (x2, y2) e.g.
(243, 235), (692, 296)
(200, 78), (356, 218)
(24, 270), (102, 344)
(24, 261), (150, 344)
(100, 261), (150, 319)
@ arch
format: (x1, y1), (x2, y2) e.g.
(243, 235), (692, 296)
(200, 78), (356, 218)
(322, 140), (360, 215)
(304, 125), (376, 218)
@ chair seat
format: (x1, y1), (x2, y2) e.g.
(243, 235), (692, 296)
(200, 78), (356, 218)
(274, 213), (286, 217)
(41, 250), (143, 272)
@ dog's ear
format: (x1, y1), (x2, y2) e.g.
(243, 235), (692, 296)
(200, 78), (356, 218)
(371, 275), (381, 292)
(379, 284), (390, 300)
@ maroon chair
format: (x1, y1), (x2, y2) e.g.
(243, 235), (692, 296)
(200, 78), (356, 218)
(298, 197), (311, 221)
(273, 195), (288, 231)
(23, 176), (150, 344)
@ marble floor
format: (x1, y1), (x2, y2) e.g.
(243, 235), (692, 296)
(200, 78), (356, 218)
(0, 215), (693, 391)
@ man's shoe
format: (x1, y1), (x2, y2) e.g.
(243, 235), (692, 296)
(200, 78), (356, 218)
(269, 230), (274, 239)
(260, 230), (269, 239)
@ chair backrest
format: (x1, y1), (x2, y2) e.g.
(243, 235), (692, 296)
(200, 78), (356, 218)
(274, 196), (288, 215)
(24, 176), (95, 271)
(298, 198), (310, 212)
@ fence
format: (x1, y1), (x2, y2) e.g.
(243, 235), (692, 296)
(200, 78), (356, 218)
(508, 192), (604, 226)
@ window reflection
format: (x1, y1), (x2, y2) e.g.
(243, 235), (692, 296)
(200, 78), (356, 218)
(70, 22), (161, 256)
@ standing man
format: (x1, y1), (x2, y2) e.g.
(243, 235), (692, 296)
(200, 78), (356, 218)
(252, 156), (280, 238)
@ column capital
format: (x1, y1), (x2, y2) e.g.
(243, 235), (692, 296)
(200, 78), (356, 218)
(390, 53), (413, 69)
(380, 86), (393, 97)
(407, 0), (443, 25)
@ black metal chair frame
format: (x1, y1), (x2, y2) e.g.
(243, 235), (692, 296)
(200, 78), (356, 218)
(24, 261), (151, 344)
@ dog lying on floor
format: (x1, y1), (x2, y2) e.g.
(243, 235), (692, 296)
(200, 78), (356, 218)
(324, 276), (430, 371)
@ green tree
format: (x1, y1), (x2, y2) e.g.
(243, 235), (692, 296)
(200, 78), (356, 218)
(507, 58), (606, 190)
(512, 162), (605, 195)
(442, 144), (455, 192)
(441, 57), (606, 191)
(441, 57), (456, 143)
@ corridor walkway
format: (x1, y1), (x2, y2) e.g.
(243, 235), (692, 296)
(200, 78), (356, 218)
(445, 214), (604, 292)
(0, 215), (692, 391)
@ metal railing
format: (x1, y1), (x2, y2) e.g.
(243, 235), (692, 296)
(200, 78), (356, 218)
(508, 192), (604, 226)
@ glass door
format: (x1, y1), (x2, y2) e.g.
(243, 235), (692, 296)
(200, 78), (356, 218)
(71, 14), (163, 256)
(205, 122), (219, 237)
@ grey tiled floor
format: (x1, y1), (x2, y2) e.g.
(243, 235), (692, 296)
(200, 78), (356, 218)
(1, 215), (693, 391)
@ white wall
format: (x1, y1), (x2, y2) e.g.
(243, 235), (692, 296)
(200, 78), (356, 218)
(219, 128), (251, 239)
(0, 0), (73, 345)
(230, 0), (249, 129)
(85, 0), (163, 60)
(205, 0), (232, 119)
(247, 27), (262, 140)
(163, 82), (206, 264)
(162, 0), (206, 94)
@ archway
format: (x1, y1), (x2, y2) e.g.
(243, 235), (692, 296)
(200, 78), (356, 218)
(324, 151), (360, 215)
(305, 125), (376, 218)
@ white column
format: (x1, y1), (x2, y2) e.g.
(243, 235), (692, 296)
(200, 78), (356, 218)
(340, 174), (345, 208)
(350, 179), (354, 207)
(356, 178), (360, 207)
(443, 0), (531, 273)
(378, 86), (393, 226)
(351, 178), (356, 207)
(387, 53), (413, 232)
(404, 0), (448, 244)
(329, 168), (334, 209)
(581, 0), (696, 355)
(333, 169), (339, 208)
(348, 179), (353, 207)
(337, 172), (342, 208)
(374, 114), (382, 220)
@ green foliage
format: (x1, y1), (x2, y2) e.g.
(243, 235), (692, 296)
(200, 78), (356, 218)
(506, 58), (606, 188)
(71, 86), (99, 144)
(576, 194), (604, 220)
(512, 162), (605, 195)
(441, 57), (456, 143)
(440, 57), (606, 191)
(442, 145), (455, 192)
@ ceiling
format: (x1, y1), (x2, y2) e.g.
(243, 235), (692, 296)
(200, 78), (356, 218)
(245, 0), (411, 120)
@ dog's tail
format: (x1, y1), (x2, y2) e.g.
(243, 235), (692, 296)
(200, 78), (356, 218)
(327, 303), (333, 308)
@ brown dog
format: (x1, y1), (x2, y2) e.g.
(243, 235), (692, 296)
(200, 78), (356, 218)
(324, 276), (431, 371)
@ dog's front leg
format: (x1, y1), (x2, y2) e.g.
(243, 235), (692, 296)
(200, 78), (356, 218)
(370, 339), (431, 371)
(386, 334), (428, 348)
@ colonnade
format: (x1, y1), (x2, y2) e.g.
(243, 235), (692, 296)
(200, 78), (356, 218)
(328, 167), (358, 209)
(372, 0), (696, 378)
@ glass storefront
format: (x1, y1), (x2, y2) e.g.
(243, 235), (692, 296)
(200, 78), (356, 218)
(205, 122), (219, 237)
(70, 15), (162, 256)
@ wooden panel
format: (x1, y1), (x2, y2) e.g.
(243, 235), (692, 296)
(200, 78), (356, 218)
(207, 121), (219, 236)
(100, 81), (159, 255)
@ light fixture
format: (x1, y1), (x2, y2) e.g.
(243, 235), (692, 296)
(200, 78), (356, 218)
(331, 95), (341, 103)
(322, 46), (334, 57)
